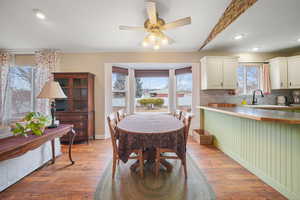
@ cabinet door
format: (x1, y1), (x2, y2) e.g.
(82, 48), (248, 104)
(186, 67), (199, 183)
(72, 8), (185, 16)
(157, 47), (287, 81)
(204, 58), (223, 89)
(270, 58), (288, 89)
(288, 57), (300, 89)
(223, 58), (238, 89)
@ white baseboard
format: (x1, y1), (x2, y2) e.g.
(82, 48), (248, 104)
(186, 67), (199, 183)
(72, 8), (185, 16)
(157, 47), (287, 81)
(95, 135), (106, 140)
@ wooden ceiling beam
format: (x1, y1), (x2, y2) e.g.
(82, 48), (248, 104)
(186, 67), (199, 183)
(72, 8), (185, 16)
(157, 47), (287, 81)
(199, 0), (258, 51)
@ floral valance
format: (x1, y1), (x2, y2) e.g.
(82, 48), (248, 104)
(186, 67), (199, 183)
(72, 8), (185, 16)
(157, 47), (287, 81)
(0, 52), (11, 66)
(35, 49), (60, 71)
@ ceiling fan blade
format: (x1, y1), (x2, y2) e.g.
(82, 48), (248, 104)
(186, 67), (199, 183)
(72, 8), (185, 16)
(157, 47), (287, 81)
(146, 1), (157, 24)
(119, 26), (145, 31)
(163, 17), (191, 30)
(165, 34), (175, 44)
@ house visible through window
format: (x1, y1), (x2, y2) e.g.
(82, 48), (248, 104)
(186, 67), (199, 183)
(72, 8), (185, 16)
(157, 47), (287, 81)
(237, 64), (261, 95)
(5, 66), (36, 123)
(176, 67), (192, 112)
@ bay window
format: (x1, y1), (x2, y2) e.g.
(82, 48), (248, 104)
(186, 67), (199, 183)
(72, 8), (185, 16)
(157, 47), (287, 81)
(175, 67), (192, 112)
(112, 66), (128, 113)
(135, 70), (169, 113)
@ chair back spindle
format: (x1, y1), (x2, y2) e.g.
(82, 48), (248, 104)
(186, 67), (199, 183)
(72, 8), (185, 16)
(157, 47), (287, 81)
(117, 109), (126, 122)
(107, 113), (118, 154)
(174, 110), (183, 120)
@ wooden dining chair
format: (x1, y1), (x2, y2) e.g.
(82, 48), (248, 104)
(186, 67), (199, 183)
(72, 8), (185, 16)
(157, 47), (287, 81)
(155, 113), (192, 178)
(107, 113), (144, 178)
(173, 109), (183, 120)
(117, 109), (126, 122)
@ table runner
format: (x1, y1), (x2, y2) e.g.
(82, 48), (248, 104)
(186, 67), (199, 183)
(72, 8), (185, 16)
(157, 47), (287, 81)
(117, 114), (185, 163)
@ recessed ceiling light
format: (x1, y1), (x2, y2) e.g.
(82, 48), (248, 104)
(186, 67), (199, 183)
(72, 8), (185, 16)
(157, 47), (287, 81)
(33, 9), (46, 20)
(234, 34), (244, 40)
(297, 38), (300, 42)
(252, 47), (259, 51)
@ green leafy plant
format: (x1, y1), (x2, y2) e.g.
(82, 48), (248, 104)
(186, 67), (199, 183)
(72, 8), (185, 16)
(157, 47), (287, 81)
(138, 98), (164, 107)
(12, 112), (49, 137)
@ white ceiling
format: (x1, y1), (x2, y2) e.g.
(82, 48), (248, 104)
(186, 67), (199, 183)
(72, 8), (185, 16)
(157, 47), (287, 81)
(1, 0), (299, 53)
(204, 0), (300, 53)
(0, 0), (230, 52)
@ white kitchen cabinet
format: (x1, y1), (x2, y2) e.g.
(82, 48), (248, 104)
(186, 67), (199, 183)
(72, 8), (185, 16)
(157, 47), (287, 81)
(223, 58), (238, 89)
(288, 56), (300, 89)
(201, 56), (238, 90)
(269, 56), (300, 89)
(269, 57), (288, 89)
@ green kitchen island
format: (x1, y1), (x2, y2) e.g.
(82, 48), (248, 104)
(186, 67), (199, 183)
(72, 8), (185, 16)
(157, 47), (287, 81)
(197, 106), (300, 199)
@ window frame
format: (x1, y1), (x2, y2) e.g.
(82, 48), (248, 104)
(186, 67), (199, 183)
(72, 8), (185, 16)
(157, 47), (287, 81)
(237, 63), (262, 95)
(111, 71), (129, 112)
(4, 65), (37, 123)
(134, 75), (170, 113)
(175, 69), (193, 112)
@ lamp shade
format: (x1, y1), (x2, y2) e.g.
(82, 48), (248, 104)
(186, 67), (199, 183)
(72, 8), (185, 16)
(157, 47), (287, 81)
(37, 81), (67, 99)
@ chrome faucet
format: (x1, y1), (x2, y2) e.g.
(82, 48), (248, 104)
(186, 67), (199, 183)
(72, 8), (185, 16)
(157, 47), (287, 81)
(252, 89), (264, 105)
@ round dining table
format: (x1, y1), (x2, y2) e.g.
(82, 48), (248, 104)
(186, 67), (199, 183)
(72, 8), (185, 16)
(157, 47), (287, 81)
(116, 114), (185, 172)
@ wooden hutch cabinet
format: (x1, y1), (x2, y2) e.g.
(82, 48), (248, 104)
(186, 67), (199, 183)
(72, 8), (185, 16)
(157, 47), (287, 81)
(53, 72), (95, 143)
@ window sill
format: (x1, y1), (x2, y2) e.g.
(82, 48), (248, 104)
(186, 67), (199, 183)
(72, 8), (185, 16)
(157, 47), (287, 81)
(0, 127), (13, 139)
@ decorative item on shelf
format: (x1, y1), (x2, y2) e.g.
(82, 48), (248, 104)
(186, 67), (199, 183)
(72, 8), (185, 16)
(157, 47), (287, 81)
(11, 112), (50, 137)
(37, 80), (67, 128)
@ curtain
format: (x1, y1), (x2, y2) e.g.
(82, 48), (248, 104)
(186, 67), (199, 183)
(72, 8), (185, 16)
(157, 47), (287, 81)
(262, 64), (271, 94)
(0, 52), (11, 128)
(175, 66), (192, 75)
(35, 49), (60, 114)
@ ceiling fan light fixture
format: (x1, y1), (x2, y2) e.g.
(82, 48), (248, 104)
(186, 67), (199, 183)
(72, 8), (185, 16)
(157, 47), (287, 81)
(161, 37), (168, 45)
(142, 39), (149, 47)
(149, 33), (157, 42)
(153, 43), (160, 50)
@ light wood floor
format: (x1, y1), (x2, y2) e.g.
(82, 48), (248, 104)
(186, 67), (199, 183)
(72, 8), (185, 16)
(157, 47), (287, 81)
(0, 138), (287, 200)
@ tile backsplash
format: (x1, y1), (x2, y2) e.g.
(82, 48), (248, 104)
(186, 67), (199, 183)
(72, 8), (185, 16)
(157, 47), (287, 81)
(200, 90), (293, 106)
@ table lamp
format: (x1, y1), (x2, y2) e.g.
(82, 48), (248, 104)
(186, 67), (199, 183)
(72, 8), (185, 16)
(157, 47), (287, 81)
(37, 80), (67, 128)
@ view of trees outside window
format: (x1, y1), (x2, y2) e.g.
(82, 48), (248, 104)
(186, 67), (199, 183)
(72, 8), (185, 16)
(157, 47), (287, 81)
(5, 66), (35, 122)
(237, 65), (261, 95)
(176, 73), (192, 112)
(112, 72), (127, 112)
(135, 77), (169, 112)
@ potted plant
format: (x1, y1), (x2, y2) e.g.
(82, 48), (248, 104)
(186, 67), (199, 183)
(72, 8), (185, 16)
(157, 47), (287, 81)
(11, 112), (50, 137)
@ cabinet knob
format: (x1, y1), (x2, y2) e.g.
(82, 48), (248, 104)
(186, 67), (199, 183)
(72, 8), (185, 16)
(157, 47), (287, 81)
(290, 82), (292, 86)
(221, 82), (223, 87)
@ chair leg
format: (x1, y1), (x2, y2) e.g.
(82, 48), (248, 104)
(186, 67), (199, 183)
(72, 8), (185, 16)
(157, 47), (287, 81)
(139, 150), (144, 178)
(182, 156), (187, 179)
(155, 148), (161, 176)
(112, 156), (117, 179)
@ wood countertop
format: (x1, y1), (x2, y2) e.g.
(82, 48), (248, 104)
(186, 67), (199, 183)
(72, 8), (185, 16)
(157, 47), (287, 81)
(198, 106), (300, 125)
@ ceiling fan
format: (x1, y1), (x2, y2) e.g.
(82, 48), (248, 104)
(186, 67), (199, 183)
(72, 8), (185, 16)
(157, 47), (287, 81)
(119, 1), (192, 50)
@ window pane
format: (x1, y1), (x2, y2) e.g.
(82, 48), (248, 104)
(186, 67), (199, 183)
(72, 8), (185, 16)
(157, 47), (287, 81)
(236, 66), (245, 94)
(176, 73), (192, 112)
(135, 77), (168, 112)
(7, 66), (35, 121)
(112, 72), (126, 91)
(236, 65), (261, 95)
(246, 66), (260, 94)
(112, 72), (127, 112)
(112, 92), (126, 112)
